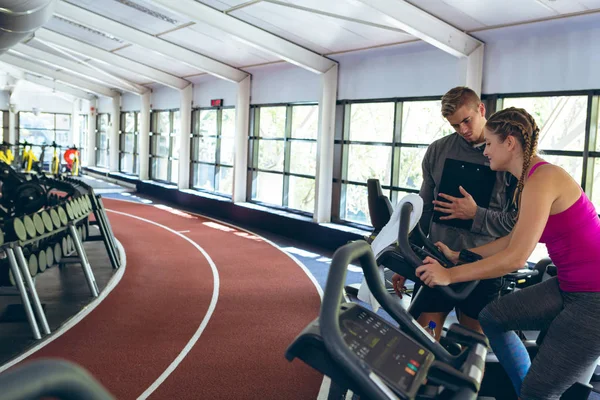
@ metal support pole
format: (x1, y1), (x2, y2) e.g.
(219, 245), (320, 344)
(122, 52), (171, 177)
(14, 246), (50, 335)
(93, 208), (119, 269)
(6, 248), (41, 339)
(69, 224), (99, 297)
(93, 195), (120, 269)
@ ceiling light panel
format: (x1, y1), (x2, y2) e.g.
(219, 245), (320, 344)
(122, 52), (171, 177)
(44, 16), (126, 51)
(63, 0), (189, 35)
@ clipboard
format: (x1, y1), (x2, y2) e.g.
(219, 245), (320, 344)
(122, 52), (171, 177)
(432, 158), (496, 230)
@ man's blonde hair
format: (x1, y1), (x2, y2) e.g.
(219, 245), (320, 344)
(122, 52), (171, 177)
(441, 86), (481, 118)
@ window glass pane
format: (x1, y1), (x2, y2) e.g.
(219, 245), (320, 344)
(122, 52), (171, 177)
(55, 131), (69, 147)
(259, 107), (286, 138)
(56, 114), (70, 130)
(590, 159), (600, 212)
(390, 190), (415, 205)
(220, 136), (234, 166)
(343, 184), (369, 225)
(20, 128), (51, 148)
(503, 96), (587, 151)
(290, 141), (317, 176)
(124, 113), (135, 132)
(216, 166), (233, 195)
(97, 132), (108, 150)
(79, 115), (87, 165)
(254, 172), (283, 206)
(193, 137), (216, 163)
(123, 133), (135, 153)
(199, 110), (217, 136)
(347, 144), (392, 185)
(396, 147), (427, 190)
(401, 101), (452, 144)
(288, 176), (315, 213)
(172, 133), (180, 160)
(155, 112), (170, 134)
(349, 103), (394, 142)
(98, 114), (110, 131)
(292, 105), (318, 139)
(20, 112), (54, 130)
(96, 150), (109, 168)
(173, 111), (180, 136)
(222, 109), (236, 137)
(151, 157), (168, 181)
(170, 159), (179, 183)
(120, 153), (134, 174)
(193, 163), (215, 190)
(258, 140), (284, 171)
(541, 154), (583, 183)
(152, 135), (169, 157)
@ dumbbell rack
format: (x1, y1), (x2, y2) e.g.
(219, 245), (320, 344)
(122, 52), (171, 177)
(2, 194), (103, 340)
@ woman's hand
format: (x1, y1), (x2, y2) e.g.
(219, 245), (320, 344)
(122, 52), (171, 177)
(435, 242), (459, 264)
(416, 257), (452, 287)
(391, 274), (407, 298)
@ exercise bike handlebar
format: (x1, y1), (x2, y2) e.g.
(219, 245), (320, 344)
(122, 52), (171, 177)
(396, 202), (479, 302)
(321, 240), (483, 400)
(0, 358), (114, 400)
(321, 240), (411, 400)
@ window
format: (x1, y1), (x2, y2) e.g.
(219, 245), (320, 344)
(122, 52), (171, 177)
(78, 114), (88, 166)
(150, 110), (179, 184)
(501, 96), (587, 182)
(96, 113), (110, 168)
(498, 95), (589, 262)
(250, 104), (318, 214)
(337, 100), (452, 225)
(191, 107), (235, 196)
(18, 112), (72, 159)
(119, 112), (139, 175)
(588, 97), (600, 214)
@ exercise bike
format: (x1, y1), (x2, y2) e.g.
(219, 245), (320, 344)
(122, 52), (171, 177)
(286, 238), (489, 399)
(360, 191), (598, 399)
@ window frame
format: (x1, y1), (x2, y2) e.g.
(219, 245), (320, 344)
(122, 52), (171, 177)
(248, 103), (319, 216)
(149, 108), (179, 184)
(119, 111), (140, 176)
(333, 96), (445, 228)
(95, 113), (110, 169)
(190, 106), (235, 198)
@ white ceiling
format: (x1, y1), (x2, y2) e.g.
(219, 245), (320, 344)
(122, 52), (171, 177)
(2, 0), (598, 98)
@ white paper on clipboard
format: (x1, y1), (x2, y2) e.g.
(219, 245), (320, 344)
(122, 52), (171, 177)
(357, 194), (424, 312)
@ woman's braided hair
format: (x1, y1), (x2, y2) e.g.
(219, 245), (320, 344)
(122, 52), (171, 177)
(485, 107), (540, 205)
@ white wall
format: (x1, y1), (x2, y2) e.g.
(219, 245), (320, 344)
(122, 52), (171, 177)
(332, 41), (462, 100)
(12, 92), (73, 114)
(97, 96), (113, 114)
(150, 84), (180, 110)
(121, 92), (141, 111)
(478, 13), (600, 94)
(247, 63), (321, 104)
(190, 75), (237, 108)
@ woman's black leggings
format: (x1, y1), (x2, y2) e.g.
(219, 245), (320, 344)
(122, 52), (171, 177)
(479, 277), (600, 400)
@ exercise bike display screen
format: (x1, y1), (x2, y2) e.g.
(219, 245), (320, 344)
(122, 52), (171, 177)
(339, 305), (434, 398)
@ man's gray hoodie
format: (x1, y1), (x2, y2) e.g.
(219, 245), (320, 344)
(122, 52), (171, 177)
(419, 133), (518, 251)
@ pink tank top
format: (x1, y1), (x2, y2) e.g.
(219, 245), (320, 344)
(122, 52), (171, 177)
(529, 162), (600, 292)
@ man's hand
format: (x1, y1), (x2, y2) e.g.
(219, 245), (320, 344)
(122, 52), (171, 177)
(391, 274), (407, 298)
(433, 186), (477, 220)
(416, 257), (452, 287)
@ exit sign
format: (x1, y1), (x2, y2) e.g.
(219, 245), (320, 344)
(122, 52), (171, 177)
(211, 99), (223, 107)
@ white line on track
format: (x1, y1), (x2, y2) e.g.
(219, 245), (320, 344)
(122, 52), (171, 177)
(104, 209), (221, 400)
(107, 196), (325, 399)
